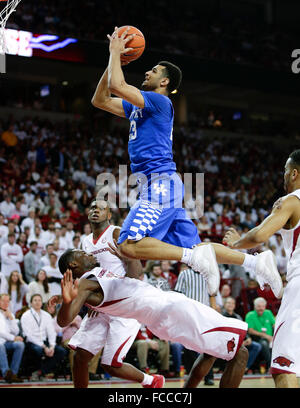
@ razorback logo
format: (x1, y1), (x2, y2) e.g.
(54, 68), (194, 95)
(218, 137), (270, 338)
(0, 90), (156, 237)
(227, 337), (235, 353)
(273, 356), (294, 367)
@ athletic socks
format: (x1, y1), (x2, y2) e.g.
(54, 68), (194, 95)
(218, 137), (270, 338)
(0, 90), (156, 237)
(242, 253), (257, 271)
(181, 248), (193, 265)
(141, 373), (154, 386)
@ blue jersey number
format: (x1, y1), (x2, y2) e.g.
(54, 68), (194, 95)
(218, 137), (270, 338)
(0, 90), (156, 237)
(129, 120), (137, 141)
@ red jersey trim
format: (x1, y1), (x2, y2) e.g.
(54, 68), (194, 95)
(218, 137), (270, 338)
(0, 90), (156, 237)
(291, 225), (300, 259)
(111, 336), (132, 368)
(272, 321), (284, 344)
(270, 367), (296, 375)
(100, 297), (129, 308)
(92, 225), (110, 245)
(202, 326), (247, 355)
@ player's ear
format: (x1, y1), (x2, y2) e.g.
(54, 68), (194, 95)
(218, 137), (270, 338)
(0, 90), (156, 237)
(160, 77), (169, 89)
(292, 168), (299, 180)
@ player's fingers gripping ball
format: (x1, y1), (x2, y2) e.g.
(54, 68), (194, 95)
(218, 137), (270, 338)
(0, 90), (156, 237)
(117, 25), (145, 63)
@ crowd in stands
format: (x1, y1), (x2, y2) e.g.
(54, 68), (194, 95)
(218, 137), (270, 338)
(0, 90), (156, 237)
(0, 109), (296, 382)
(7, 0), (299, 73)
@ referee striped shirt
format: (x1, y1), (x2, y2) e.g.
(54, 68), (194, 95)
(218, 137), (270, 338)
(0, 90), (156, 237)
(174, 268), (209, 306)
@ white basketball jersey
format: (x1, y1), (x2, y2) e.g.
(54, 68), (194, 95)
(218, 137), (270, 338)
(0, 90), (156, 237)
(279, 189), (300, 281)
(81, 267), (171, 327)
(81, 225), (126, 278)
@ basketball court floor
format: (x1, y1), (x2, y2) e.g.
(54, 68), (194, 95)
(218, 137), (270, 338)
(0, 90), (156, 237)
(1, 373), (296, 388)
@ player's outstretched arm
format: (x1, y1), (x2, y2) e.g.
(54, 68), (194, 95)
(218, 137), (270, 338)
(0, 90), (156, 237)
(107, 26), (145, 109)
(223, 195), (297, 249)
(57, 270), (100, 326)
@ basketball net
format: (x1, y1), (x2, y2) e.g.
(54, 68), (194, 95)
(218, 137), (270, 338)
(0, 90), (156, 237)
(0, 0), (22, 54)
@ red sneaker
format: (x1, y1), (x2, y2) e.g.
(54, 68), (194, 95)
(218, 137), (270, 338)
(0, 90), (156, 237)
(143, 374), (165, 388)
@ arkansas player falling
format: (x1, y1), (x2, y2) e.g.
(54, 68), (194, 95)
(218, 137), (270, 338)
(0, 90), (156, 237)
(67, 199), (164, 388)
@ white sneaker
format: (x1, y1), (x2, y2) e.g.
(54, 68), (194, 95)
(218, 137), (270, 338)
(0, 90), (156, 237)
(255, 250), (283, 299)
(188, 244), (220, 295)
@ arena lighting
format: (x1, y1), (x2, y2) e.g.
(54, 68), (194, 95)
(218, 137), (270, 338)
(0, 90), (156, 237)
(4, 28), (77, 57)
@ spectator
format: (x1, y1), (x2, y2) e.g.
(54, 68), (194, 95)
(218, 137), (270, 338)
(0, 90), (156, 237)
(131, 324), (171, 377)
(0, 213), (8, 246)
(0, 233), (23, 278)
(220, 283), (231, 311)
(24, 241), (39, 283)
(20, 294), (67, 380)
(225, 263), (249, 299)
(0, 272), (8, 294)
(20, 208), (36, 233)
(7, 271), (28, 315)
(43, 253), (62, 296)
(245, 297), (275, 373)
(43, 222), (56, 244)
(197, 215), (212, 236)
(0, 195), (16, 219)
(26, 269), (52, 306)
(71, 235), (81, 249)
(223, 297), (262, 373)
(160, 260), (177, 290)
(0, 293), (25, 383)
(28, 225), (47, 256)
(39, 243), (55, 270)
(80, 223), (92, 245)
(147, 263), (171, 292)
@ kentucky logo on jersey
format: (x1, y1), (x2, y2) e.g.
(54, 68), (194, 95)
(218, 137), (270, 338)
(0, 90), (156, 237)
(153, 183), (167, 196)
(273, 356), (294, 367)
(227, 337), (235, 353)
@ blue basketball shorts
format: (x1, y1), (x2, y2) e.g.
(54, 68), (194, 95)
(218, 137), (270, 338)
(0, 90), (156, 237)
(117, 199), (201, 248)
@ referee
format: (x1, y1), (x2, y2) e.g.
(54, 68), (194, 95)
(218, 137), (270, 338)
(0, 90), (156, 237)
(174, 265), (216, 386)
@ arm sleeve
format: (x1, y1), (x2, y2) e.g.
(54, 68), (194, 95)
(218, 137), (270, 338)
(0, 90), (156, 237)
(16, 246), (23, 263)
(46, 314), (57, 347)
(1, 245), (14, 264)
(122, 99), (133, 119)
(0, 316), (15, 342)
(20, 314), (31, 340)
(245, 313), (255, 329)
(9, 318), (20, 336)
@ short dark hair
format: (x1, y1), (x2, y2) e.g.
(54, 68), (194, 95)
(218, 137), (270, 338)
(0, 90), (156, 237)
(158, 61), (182, 94)
(30, 293), (42, 303)
(58, 249), (75, 274)
(289, 150), (300, 169)
(8, 232), (15, 238)
(151, 262), (161, 270)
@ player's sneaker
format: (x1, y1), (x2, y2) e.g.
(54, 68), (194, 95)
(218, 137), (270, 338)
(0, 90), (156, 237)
(142, 374), (165, 388)
(255, 250), (283, 299)
(188, 244), (220, 295)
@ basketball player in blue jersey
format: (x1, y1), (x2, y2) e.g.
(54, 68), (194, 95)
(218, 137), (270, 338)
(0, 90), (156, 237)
(91, 26), (283, 298)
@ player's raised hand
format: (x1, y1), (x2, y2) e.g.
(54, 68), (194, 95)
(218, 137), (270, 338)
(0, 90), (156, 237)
(108, 239), (129, 261)
(107, 26), (135, 56)
(223, 227), (241, 248)
(61, 269), (79, 304)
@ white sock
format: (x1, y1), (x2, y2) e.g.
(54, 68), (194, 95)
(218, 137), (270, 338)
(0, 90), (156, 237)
(242, 254), (257, 271)
(141, 373), (153, 386)
(181, 248), (193, 265)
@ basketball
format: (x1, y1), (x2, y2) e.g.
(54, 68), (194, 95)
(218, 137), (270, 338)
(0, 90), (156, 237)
(118, 26), (145, 63)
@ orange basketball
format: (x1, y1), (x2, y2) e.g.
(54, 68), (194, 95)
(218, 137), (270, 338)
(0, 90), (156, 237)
(118, 26), (145, 63)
